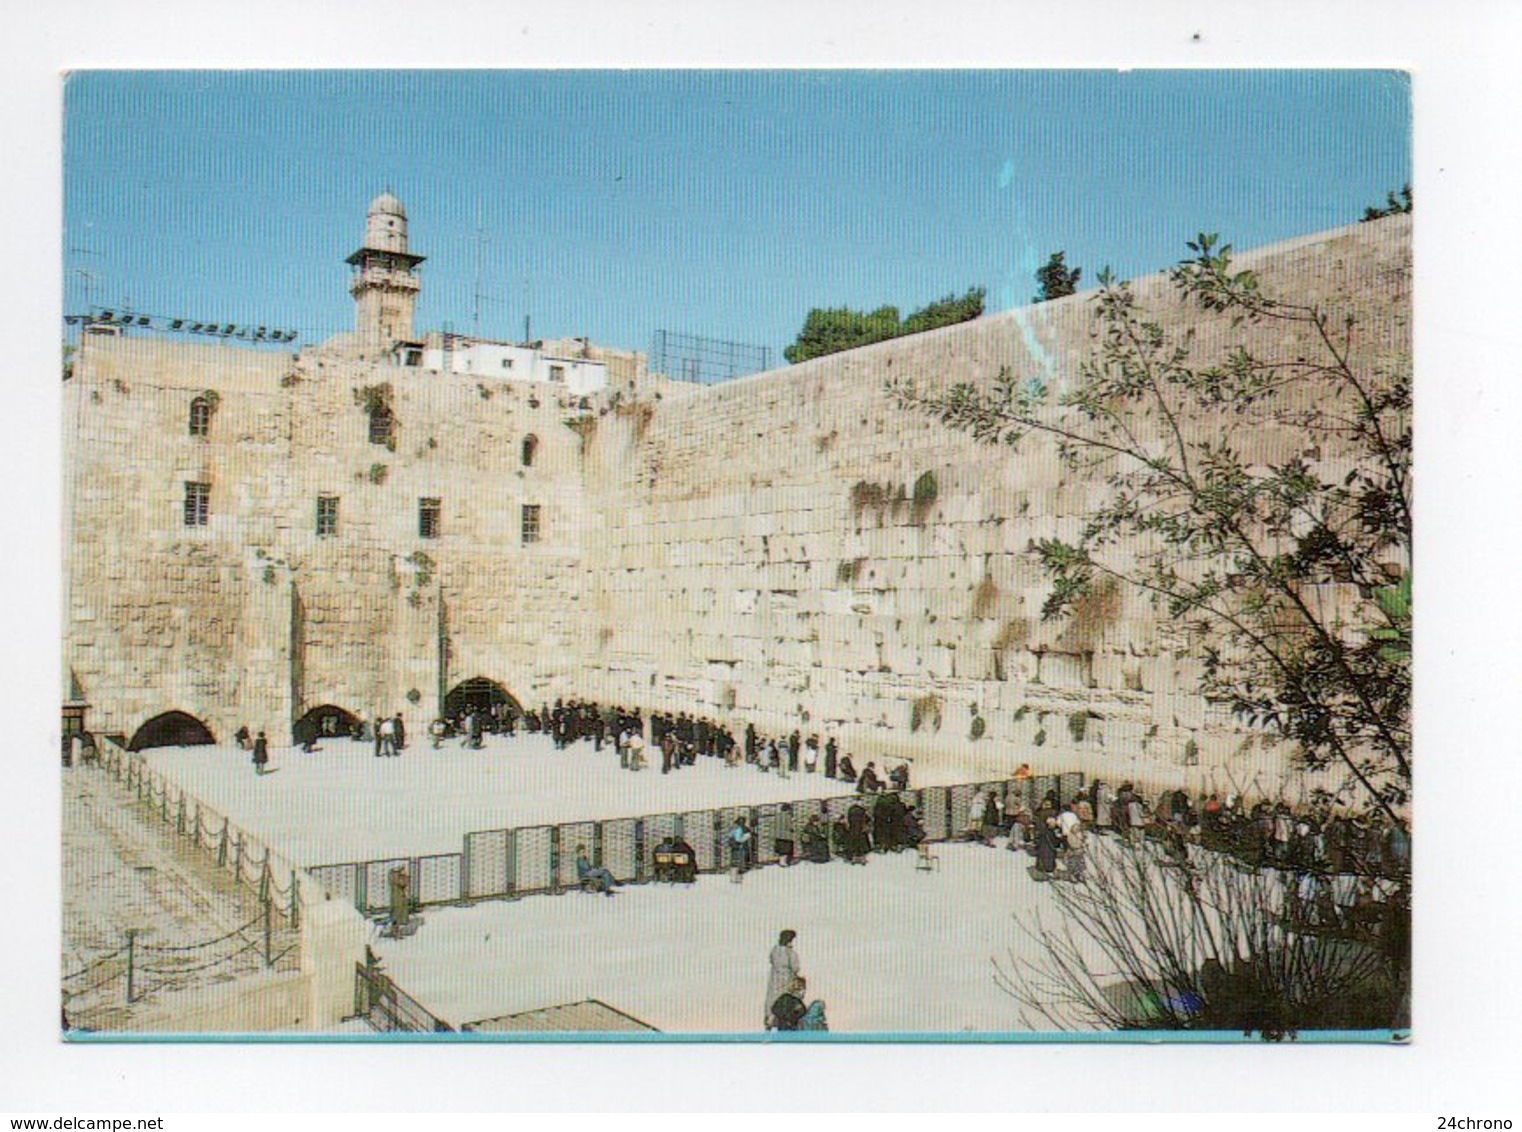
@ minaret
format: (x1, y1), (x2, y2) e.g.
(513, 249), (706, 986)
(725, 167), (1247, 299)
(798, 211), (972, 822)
(346, 191), (425, 347)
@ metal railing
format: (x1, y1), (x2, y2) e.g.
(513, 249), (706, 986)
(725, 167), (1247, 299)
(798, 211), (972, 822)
(353, 955), (453, 1033)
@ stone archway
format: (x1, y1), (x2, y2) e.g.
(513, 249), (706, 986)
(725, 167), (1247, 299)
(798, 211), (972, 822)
(127, 710), (216, 752)
(443, 677), (522, 721)
(293, 704), (362, 746)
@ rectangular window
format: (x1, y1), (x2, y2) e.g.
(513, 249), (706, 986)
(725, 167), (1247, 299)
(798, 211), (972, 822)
(183, 481), (210, 527)
(548, 364), (565, 383)
(521, 503), (541, 545)
(419, 497), (441, 539)
(368, 408), (394, 446)
(316, 495), (339, 537)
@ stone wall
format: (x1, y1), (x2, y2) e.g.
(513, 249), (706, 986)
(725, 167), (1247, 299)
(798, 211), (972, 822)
(63, 216), (1410, 797)
(64, 335), (594, 744)
(577, 217), (1411, 793)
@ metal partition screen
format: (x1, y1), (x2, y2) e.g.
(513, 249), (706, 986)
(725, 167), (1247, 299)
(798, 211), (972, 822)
(682, 811), (717, 871)
(465, 830), (510, 900)
(514, 827), (553, 894)
(602, 818), (639, 882)
(416, 853), (461, 905)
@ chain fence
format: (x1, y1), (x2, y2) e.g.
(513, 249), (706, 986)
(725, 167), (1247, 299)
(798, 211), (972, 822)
(64, 740), (304, 1027)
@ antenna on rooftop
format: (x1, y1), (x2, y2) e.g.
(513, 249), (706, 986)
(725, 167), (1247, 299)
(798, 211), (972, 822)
(523, 267), (532, 345)
(471, 224), (490, 339)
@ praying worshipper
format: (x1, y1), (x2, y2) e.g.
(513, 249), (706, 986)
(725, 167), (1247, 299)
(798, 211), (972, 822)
(888, 762), (910, 791)
(252, 731), (269, 774)
(900, 804), (926, 849)
(857, 762), (883, 793)
(770, 977), (809, 1032)
(838, 755), (858, 783)
(727, 817), (755, 879)
(388, 864), (411, 931)
(800, 815), (832, 864)
(763, 930), (801, 1029)
(1034, 817), (1062, 881)
(575, 845), (617, 896)
(798, 998), (829, 1032)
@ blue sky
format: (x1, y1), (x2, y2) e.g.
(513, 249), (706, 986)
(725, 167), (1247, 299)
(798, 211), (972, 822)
(63, 70), (1410, 362)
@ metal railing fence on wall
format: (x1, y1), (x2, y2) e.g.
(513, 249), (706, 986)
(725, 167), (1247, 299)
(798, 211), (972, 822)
(353, 956), (454, 1033)
(309, 770), (1088, 917)
(65, 740), (304, 1022)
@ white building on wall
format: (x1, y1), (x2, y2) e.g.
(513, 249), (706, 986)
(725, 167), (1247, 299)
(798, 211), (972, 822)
(412, 337), (608, 396)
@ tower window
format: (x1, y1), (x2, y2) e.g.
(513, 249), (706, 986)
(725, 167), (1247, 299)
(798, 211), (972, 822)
(549, 365), (565, 383)
(521, 434), (539, 467)
(521, 504), (541, 545)
(183, 481), (210, 527)
(419, 497), (441, 539)
(368, 406), (394, 446)
(188, 396), (213, 438)
(316, 495), (339, 537)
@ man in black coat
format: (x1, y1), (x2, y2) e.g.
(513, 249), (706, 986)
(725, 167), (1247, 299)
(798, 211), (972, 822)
(873, 792), (904, 853)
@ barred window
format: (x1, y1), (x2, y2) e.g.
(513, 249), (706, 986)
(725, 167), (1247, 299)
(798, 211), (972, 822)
(316, 495), (339, 537)
(419, 497), (441, 539)
(521, 434), (539, 467)
(548, 364), (565, 383)
(368, 406), (394, 446)
(521, 503), (541, 545)
(183, 481), (210, 527)
(189, 396), (213, 437)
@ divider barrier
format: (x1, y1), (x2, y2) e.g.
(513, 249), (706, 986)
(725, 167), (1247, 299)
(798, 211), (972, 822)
(308, 770), (1087, 916)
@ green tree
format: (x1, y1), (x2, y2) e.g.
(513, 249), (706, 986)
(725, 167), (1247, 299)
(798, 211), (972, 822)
(784, 286), (984, 364)
(895, 233), (1411, 821)
(901, 287), (986, 336)
(1033, 251), (1082, 303)
(1361, 183), (1412, 223)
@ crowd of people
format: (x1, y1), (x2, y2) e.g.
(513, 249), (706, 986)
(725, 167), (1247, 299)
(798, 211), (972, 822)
(948, 776), (1411, 940)
(1074, 780), (1412, 880)
(410, 697), (917, 795)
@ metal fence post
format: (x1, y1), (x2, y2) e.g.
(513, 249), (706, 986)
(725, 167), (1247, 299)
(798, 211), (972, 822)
(176, 795), (186, 836)
(263, 895), (273, 967)
(217, 819), (228, 867)
(290, 870), (301, 931)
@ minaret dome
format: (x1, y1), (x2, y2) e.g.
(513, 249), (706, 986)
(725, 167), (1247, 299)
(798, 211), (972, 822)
(364, 191), (409, 254)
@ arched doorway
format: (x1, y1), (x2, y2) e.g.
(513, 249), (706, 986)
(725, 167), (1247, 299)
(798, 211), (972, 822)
(128, 710), (216, 752)
(293, 704), (361, 746)
(443, 677), (522, 721)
